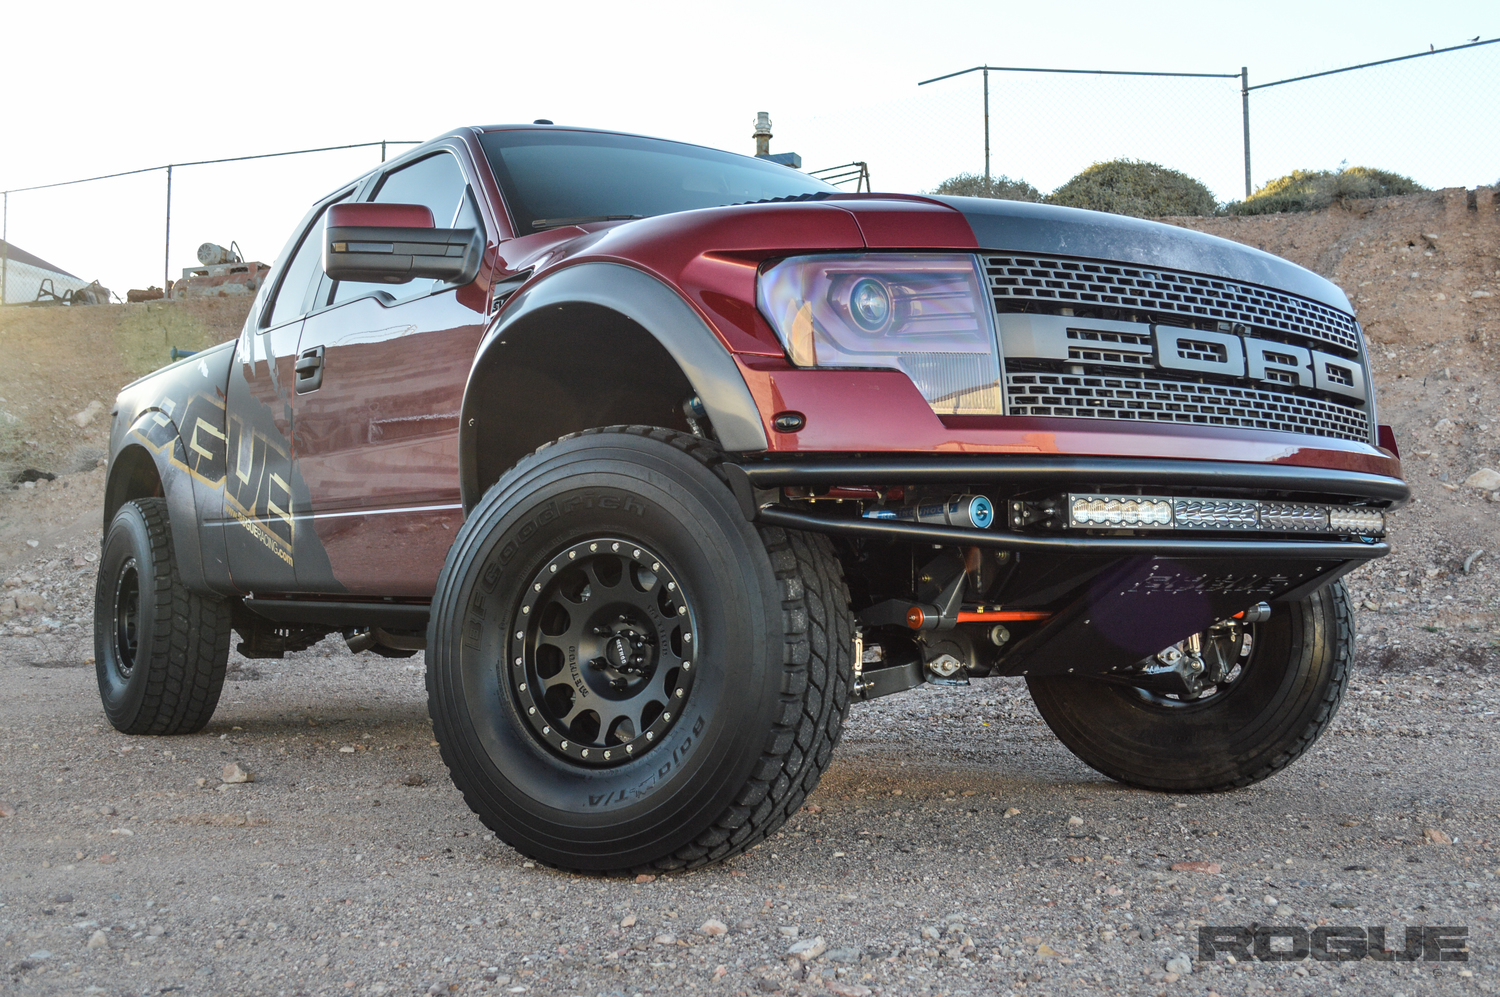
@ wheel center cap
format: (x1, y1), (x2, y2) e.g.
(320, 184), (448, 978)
(606, 634), (634, 670)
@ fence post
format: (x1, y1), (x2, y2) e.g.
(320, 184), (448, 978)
(1241, 66), (1252, 198)
(163, 165), (173, 297)
(983, 67), (991, 185)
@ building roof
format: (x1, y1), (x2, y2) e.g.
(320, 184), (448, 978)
(0, 240), (78, 280)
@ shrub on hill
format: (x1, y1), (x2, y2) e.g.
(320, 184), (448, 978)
(1045, 159), (1218, 218)
(929, 172), (1043, 202)
(1229, 167), (1426, 215)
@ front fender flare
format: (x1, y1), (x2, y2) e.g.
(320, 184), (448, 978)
(459, 261), (768, 508)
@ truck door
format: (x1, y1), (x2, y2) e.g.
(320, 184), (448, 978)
(291, 149), (494, 596)
(219, 196), (347, 594)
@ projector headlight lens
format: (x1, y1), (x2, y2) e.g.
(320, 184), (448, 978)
(848, 277), (892, 333)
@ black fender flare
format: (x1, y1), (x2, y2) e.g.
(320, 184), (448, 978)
(107, 412), (211, 594)
(458, 261), (768, 509)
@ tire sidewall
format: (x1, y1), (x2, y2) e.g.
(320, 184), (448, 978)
(94, 502), (158, 730)
(429, 434), (784, 869)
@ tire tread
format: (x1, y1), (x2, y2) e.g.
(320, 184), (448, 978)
(98, 498), (231, 735)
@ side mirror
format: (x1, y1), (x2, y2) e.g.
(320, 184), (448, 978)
(322, 202), (482, 285)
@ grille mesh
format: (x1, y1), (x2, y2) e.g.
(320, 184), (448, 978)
(985, 255), (1360, 356)
(1005, 371), (1370, 442)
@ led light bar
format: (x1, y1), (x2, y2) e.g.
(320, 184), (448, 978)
(1066, 493), (1385, 535)
(1069, 495), (1173, 527)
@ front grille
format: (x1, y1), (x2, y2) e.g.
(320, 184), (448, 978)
(1005, 371), (1371, 443)
(985, 254), (1360, 356)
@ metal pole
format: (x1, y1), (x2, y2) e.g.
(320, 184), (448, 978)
(1241, 67), (1252, 198)
(983, 68), (991, 186)
(381, 140), (387, 162)
(2, 191), (8, 305)
(163, 165), (172, 296)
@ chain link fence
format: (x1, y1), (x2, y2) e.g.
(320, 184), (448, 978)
(784, 39), (1498, 207)
(1246, 41), (1500, 196)
(2, 142), (416, 305)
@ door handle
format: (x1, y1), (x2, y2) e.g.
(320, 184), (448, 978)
(295, 346), (325, 393)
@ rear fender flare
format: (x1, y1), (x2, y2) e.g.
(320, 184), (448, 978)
(106, 413), (211, 593)
(458, 261), (768, 508)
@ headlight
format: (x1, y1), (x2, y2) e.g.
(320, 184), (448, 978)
(757, 253), (1002, 416)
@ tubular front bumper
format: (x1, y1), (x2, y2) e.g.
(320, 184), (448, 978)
(724, 454), (1408, 559)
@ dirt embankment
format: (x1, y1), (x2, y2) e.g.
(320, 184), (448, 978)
(1173, 185), (1500, 349)
(0, 297), (252, 481)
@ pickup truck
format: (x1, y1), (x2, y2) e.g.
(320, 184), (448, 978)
(96, 124), (1407, 873)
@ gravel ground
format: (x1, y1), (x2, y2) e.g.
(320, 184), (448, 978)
(1, 625), (1496, 997)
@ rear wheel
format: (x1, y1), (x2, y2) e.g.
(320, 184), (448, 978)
(94, 497), (232, 734)
(1027, 580), (1352, 792)
(426, 427), (854, 873)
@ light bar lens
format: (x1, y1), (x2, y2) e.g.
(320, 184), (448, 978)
(1071, 496), (1173, 527)
(757, 254), (1002, 415)
(1260, 502), (1331, 532)
(1328, 506), (1386, 534)
(1066, 493), (1384, 535)
(1174, 498), (1259, 530)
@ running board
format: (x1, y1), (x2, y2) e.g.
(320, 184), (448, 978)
(242, 597), (430, 630)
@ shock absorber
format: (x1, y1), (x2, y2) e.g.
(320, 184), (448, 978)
(863, 494), (994, 530)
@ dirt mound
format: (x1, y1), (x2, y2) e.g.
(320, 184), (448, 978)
(0, 297), (251, 481)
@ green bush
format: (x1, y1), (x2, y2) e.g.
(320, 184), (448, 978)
(930, 172), (1042, 202)
(1045, 159), (1218, 218)
(1229, 166), (1426, 215)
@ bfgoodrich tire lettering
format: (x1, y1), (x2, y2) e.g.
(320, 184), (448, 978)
(426, 427), (853, 873)
(1027, 580), (1353, 792)
(93, 497), (232, 735)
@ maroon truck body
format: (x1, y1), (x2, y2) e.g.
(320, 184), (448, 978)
(104, 124), (1404, 639)
(96, 124), (1408, 870)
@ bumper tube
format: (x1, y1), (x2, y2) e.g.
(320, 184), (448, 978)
(729, 456), (1410, 506)
(755, 505), (1389, 560)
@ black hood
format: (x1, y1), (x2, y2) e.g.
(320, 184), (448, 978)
(931, 195), (1351, 313)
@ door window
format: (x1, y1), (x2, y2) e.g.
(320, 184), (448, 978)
(263, 207), (333, 329)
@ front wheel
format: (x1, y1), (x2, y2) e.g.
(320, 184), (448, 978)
(426, 427), (854, 873)
(1027, 580), (1353, 792)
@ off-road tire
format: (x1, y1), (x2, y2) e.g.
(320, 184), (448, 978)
(426, 426), (854, 873)
(94, 497), (232, 735)
(1027, 580), (1353, 792)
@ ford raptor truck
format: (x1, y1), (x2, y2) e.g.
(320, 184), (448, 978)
(96, 125), (1408, 872)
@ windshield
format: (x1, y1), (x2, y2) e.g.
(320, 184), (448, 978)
(479, 129), (837, 234)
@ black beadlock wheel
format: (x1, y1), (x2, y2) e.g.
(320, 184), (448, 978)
(1027, 580), (1353, 792)
(426, 427), (854, 873)
(94, 497), (232, 735)
(511, 537), (700, 766)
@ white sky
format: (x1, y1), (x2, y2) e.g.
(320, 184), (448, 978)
(3, 0), (1496, 299)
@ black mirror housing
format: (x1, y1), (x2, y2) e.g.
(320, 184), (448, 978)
(322, 202), (482, 285)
